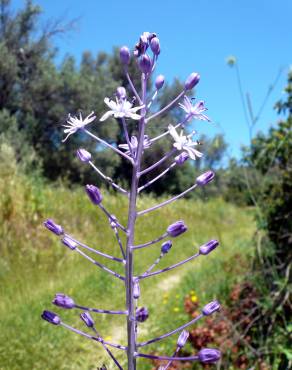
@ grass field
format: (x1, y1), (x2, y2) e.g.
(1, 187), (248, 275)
(0, 168), (256, 369)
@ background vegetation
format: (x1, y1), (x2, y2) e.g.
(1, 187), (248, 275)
(0, 1), (291, 369)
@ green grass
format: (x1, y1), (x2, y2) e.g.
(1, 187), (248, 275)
(0, 170), (255, 370)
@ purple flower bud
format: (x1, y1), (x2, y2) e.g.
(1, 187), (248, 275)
(167, 221), (187, 237)
(155, 74), (165, 90)
(177, 330), (189, 348)
(43, 219), (63, 236)
(85, 184), (103, 205)
(138, 55), (152, 74)
(136, 307), (149, 322)
(199, 239), (219, 255)
(139, 33), (149, 52)
(116, 86), (127, 100)
(52, 293), (75, 309)
(41, 310), (61, 325)
(133, 280), (140, 299)
(198, 348), (221, 363)
(185, 72), (200, 90)
(76, 148), (92, 162)
(62, 236), (77, 250)
(161, 240), (172, 254)
(150, 37), (160, 55)
(196, 170), (215, 186)
(175, 152), (189, 165)
(202, 300), (220, 316)
(119, 46), (130, 65)
(80, 312), (95, 327)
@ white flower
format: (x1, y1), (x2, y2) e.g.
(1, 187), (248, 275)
(168, 124), (203, 160)
(62, 111), (96, 142)
(179, 95), (210, 122)
(100, 97), (144, 122)
(119, 135), (151, 156)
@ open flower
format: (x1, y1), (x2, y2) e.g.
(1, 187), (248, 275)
(179, 96), (210, 122)
(62, 111), (96, 142)
(100, 97), (144, 122)
(119, 135), (151, 156)
(168, 124), (203, 160)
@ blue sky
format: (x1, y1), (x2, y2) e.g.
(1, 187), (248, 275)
(14, 0), (292, 158)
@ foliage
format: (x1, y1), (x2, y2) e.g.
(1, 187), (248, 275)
(232, 70), (292, 368)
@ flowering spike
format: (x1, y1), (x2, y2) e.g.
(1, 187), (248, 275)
(120, 46), (130, 65)
(43, 219), (63, 236)
(161, 240), (172, 254)
(167, 221), (187, 237)
(42, 32), (223, 369)
(150, 37), (160, 55)
(52, 293), (75, 309)
(155, 74), (165, 90)
(202, 300), (220, 316)
(198, 348), (221, 363)
(136, 307), (149, 322)
(184, 72), (200, 90)
(177, 330), (189, 348)
(196, 170), (215, 186)
(41, 310), (61, 325)
(76, 148), (92, 162)
(85, 184), (103, 205)
(80, 312), (95, 327)
(199, 239), (219, 255)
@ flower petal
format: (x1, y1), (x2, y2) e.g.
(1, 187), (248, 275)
(100, 111), (114, 122)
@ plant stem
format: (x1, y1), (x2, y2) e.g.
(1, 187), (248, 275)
(138, 162), (176, 192)
(84, 129), (133, 163)
(75, 305), (127, 315)
(132, 232), (168, 250)
(64, 233), (124, 263)
(164, 348), (179, 370)
(75, 248), (125, 280)
(146, 90), (185, 122)
(139, 149), (176, 176)
(134, 353), (199, 361)
(137, 252), (200, 280)
(137, 313), (203, 347)
(88, 161), (128, 196)
(137, 183), (198, 216)
(125, 73), (147, 370)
